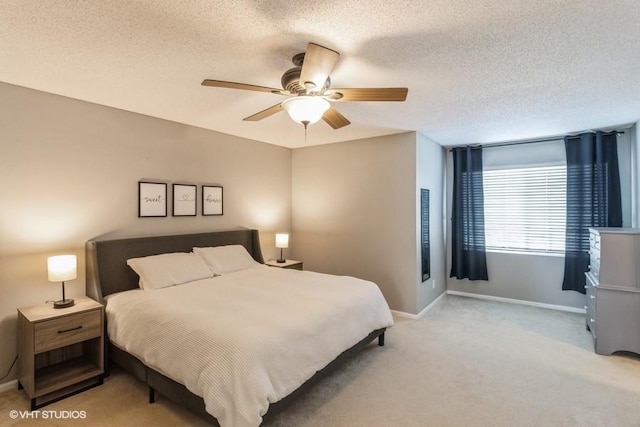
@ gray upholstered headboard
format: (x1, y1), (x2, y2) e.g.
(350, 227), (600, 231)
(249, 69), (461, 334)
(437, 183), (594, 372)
(86, 229), (264, 303)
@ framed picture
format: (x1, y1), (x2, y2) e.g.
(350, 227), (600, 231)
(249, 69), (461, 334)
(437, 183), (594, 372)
(202, 185), (223, 216)
(138, 181), (167, 217)
(172, 184), (197, 216)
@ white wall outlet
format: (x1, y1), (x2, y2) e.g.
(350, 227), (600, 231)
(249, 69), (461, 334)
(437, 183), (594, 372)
(432, 280), (436, 289)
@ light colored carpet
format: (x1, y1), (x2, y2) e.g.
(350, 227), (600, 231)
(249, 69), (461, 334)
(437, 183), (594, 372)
(1, 295), (639, 426)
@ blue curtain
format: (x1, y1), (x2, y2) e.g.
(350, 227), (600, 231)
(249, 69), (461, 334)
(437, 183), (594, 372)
(562, 131), (622, 293)
(450, 146), (489, 280)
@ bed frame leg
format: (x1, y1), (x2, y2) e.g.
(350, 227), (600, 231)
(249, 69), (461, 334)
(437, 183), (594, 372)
(149, 387), (156, 404)
(378, 332), (385, 346)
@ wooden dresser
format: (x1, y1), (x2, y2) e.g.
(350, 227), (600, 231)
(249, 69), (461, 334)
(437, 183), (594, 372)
(586, 227), (640, 355)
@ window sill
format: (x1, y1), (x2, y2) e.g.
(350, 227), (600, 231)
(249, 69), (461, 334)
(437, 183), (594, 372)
(486, 248), (565, 258)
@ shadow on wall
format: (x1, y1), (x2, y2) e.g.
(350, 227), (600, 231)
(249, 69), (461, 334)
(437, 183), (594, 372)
(0, 316), (18, 383)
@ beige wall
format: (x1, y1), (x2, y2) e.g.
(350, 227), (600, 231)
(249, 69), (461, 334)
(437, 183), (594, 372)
(416, 133), (447, 312)
(0, 82), (292, 384)
(291, 132), (447, 314)
(633, 123), (640, 227)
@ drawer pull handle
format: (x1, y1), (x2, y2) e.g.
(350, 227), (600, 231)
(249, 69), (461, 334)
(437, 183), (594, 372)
(58, 325), (83, 334)
(590, 318), (595, 323)
(590, 295), (595, 299)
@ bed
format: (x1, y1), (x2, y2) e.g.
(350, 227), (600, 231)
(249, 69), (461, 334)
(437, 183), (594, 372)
(85, 228), (393, 426)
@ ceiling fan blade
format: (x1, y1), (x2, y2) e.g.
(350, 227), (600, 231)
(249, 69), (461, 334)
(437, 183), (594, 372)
(202, 79), (281, 94)
(243, 103), (283, 121)
(322, 107), (351, 129)
(299, 43), (340, 93)
(329, 88), (408, 102)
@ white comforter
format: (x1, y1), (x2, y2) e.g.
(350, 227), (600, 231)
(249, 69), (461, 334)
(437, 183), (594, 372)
(106, 265), (393, 427)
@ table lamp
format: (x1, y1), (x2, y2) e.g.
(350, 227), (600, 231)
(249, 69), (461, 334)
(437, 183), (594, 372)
(275, 233), (289, 263)
(48, 254), (77, 308)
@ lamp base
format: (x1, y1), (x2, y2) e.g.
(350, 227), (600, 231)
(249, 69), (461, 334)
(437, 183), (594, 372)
(53, 299), (75, 309)
(277, 258), (286, 263)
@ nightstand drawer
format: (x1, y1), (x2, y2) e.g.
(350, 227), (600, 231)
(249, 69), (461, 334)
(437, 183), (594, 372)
(35, 309), (101, 353)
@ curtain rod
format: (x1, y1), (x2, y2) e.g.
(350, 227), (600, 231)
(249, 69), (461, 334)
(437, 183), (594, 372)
(448, 130), (626, 151)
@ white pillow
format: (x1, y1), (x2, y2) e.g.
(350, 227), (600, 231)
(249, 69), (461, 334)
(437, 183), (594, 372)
(127, 252), (215, 290)
(193, 245), (261, 274)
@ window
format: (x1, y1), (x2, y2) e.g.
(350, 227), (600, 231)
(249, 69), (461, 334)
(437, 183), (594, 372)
(483, 165), (566, 254)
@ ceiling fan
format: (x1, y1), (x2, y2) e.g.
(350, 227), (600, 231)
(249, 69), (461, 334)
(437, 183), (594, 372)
(201, 42), (408, 129)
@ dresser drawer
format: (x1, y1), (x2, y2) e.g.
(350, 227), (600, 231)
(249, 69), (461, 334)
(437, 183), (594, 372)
(586, 312), (596, 339)
(589, 232), (601, 251)
(589, 262), (600, 282)
(585, 272), (597, 293)
(589, 243), (600, 281)
(585, 273), (597, 339)
(586, 294), (596, 318)
(34, 309), (102, 353)
(586, 285), (597, 308)
(589, 245), (600, 265)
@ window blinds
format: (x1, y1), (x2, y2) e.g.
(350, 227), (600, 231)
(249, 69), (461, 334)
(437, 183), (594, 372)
(483, 165), (567, 254)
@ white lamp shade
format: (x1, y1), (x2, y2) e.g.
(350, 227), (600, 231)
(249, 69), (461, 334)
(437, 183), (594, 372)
(47, 255), (77, 282)
(282, 96), (330, 125)
(275, 233), (289, 249)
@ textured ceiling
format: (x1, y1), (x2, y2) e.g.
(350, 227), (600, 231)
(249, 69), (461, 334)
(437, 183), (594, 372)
(1, 1), (639, 148)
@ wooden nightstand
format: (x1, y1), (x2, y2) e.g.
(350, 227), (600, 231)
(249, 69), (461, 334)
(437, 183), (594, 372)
(17, 296), (104, 410)
(265, 259), (303, 270)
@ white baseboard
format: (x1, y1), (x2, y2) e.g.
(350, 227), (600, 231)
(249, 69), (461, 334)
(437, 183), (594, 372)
(0, 379), (17, 394)
(391, 310), (415, 319)
(446, 290), (586, 314)
(392, 291), (447, 320)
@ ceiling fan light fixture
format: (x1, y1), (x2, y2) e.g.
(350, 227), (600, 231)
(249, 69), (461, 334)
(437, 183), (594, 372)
(282, 96), (330, 125)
